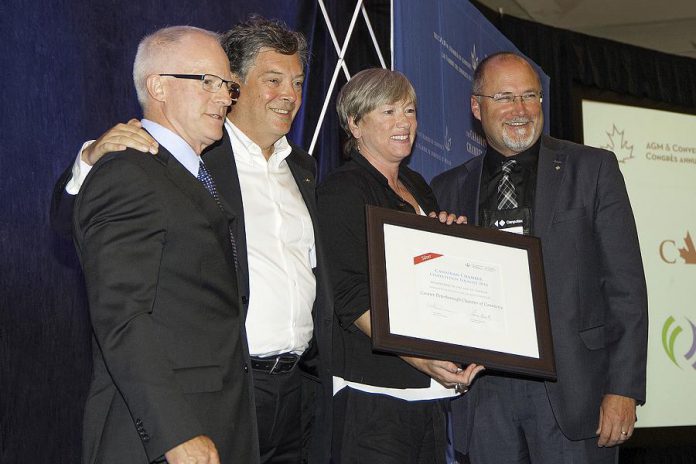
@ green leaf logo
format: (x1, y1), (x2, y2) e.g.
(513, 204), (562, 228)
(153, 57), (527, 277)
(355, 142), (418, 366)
(662, 316), (696, 369)
(662, 316), (683, 367)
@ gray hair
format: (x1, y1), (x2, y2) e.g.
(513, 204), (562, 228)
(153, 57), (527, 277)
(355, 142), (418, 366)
(220, 15), (307, 81)
(336, 68), (417, 155)
(472, 51), (540, 95)
(132, 26), (220, 109)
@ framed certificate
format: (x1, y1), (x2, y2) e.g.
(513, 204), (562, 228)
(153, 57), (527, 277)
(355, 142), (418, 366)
(366, 205), (556, 380)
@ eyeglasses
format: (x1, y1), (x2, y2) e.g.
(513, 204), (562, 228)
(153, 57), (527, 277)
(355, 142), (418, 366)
(474, 91), (543, 104)
(159, 74), (241, 100)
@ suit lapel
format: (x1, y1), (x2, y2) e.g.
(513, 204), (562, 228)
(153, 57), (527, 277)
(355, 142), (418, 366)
(157, 147), (237, 271)
(202, 131), (244, 219)
(463, 156), (484, 225)
(202, 130), (250, 299)
(287, 149), (318, 222)
(287, 149), (321, 321)
(534, 136), (566, 238)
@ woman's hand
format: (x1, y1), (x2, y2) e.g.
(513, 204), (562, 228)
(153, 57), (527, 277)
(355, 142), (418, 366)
(355, 309), (484, 393)
(429, 211), (467, 225)
(401, 356), (484, 392)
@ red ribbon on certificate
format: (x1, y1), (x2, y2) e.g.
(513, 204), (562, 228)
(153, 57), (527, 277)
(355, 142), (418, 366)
(413, 253), (443, 265)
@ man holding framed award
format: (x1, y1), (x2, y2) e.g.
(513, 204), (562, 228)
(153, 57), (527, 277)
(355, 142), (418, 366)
(431, 52), (648, 464)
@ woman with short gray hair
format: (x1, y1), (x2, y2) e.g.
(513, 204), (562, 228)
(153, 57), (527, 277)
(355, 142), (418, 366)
(318, 68), (484, 462)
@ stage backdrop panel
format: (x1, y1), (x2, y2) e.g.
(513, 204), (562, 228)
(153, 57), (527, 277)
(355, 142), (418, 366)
(583, 100), (696, 428)
(392, 0), (549, 182)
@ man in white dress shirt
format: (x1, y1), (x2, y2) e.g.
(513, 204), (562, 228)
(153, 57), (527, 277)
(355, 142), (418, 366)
(51, 16), (332, 464)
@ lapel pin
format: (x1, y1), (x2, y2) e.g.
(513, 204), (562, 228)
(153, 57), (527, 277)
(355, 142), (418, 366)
(304, 177), (311, 183)
(553, 160), (562, 171)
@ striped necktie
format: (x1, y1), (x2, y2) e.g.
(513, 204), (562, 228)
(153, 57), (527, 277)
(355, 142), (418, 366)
(497, 159), (518, 210)
(198, 161), (238, 267)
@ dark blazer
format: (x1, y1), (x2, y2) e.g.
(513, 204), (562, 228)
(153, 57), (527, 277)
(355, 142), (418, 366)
(431, 135), (648, 447)
(53, 130), (333, 463)
(73, 146), (258, 463)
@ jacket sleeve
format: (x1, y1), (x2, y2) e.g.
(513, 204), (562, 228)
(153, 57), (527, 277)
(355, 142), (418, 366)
(49, 164), (77, 240)
(317, 176), (372, 329)
(594, 151), (648, 404)
(74, 156), (205, 460)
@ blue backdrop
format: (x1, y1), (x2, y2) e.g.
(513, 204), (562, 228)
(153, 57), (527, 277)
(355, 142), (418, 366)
(0, 1), (353, 461)
(393, 0), (550, 182)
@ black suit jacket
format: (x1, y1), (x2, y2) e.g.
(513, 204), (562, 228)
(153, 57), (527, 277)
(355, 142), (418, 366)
(73, 146), (258, 463)
(53, 130), (333, 463)
(431, 135), (648, 446)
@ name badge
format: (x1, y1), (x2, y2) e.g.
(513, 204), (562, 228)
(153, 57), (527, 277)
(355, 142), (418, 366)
(481, 207), (532, 236)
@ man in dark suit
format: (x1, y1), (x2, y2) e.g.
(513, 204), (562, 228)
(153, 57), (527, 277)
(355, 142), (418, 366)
(73, 26), (255, 463)
(52, 17), (332, 464)
(431, 52), (648, 464)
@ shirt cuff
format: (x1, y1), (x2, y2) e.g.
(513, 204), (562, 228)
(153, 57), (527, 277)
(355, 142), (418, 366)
(65, 140), (95, 195)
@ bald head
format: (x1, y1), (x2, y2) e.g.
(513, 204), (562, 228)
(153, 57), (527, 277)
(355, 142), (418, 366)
(133, 26), (222, 109)
(131, 26), (233, 154)
(472, 52), (541, 96)
(470, 52), (544, 157)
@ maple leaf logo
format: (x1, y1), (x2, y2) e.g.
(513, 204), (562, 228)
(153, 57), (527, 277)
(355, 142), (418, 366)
(678, 231), (696, 264)
(602, 124), (634, 163)
(470, 44), (479, 70)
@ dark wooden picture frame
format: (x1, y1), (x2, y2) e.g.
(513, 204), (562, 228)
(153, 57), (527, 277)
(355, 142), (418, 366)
(366, 205), (556, 380)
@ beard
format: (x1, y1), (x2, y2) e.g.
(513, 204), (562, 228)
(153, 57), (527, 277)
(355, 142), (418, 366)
(502, 118), (538, 152)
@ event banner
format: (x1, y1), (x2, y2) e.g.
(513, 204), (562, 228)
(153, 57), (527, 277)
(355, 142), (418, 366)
(583, 100), (696, 427)
(392, 0), (550, 182)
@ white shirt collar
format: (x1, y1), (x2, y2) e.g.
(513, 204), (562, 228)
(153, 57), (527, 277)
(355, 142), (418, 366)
(224, 119), (292, 167)
(141, 119), (201, 177)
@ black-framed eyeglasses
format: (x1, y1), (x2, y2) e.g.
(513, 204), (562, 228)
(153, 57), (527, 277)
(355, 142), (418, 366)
(159, 74), (240, 100)
(474, 91), (543, 104)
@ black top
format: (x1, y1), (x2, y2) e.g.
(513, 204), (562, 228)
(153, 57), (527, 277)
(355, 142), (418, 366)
(479, 139), (540, 215)
(317, 150), (438, 388)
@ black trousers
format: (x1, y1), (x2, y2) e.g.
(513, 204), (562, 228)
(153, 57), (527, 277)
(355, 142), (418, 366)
(253, 367), (303, 464)
(332, 387), (447, 464)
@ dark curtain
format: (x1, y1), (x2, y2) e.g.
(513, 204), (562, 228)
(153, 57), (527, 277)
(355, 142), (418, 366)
(469, 1), (696, 142)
